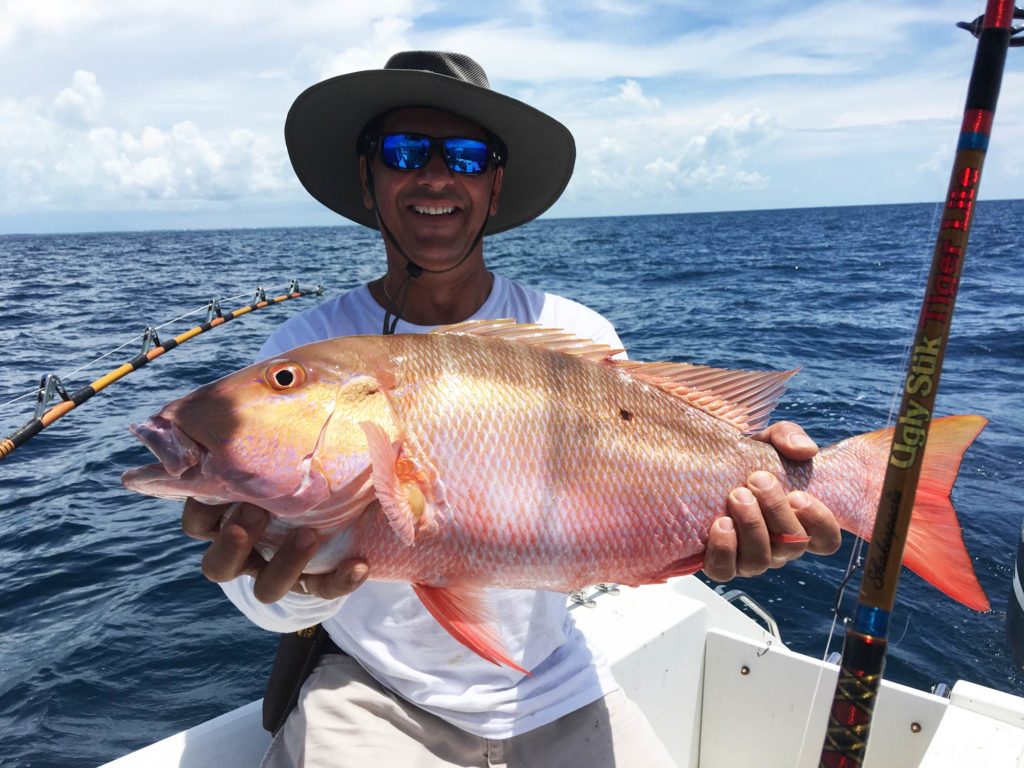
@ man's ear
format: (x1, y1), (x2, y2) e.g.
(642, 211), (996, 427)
(359, 156), (373, 210)
(489, 166), (504, 216)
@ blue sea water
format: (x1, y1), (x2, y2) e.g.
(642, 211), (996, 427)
(1, 200), (1023, 766)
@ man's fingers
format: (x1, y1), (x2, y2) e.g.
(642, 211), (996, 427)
(703, 517), (738, 582)
(182, 498), (232, 541)
(201, 505), (268, 582)
(183, 498), (369, 603)
(789, 490), (842, 555)
(745, 471), (808, 571)
(252, 528), (320, 604)
(753, 420), (818, 462)
(298, 560), (371, 600)
(727, 483), (775, 576)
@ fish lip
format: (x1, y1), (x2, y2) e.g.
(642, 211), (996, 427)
(128, 414), (209, 477)
(121, 460), (206, 496)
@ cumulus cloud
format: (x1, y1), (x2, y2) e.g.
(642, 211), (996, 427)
(612, 80), (660, 111)
(1, 0), (1021, 226)
(0, 71), (290, 212)
(568, 105), (774, 207)
(639, 111), (773, 192)
(51, 70), (104, 126)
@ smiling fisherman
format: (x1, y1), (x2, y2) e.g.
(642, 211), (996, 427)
(181, 51), (841, 767)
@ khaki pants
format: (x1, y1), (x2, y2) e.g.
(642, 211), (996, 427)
(262, 653), (678, 768)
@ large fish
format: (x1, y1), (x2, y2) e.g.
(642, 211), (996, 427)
(122, 320), (989, 672)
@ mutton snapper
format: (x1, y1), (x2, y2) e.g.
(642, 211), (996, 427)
(122, 319), (989, 673)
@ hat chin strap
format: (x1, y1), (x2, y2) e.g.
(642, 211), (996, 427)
(365, 163), (494, 336)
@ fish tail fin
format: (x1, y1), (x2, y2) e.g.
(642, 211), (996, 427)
(857, 414), (989, 611)
(904, 414), (990, 611)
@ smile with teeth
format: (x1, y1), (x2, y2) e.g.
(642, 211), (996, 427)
(412, 205), (456, 215)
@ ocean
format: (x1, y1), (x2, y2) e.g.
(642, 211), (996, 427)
(1, 200), (1022, 766)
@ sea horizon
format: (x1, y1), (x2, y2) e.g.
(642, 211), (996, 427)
(3, 196), (1023, 238)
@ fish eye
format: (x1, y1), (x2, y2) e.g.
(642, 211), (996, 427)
(266, 361), (306, 391)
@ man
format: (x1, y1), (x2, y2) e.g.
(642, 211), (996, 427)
(183, 51), (840, 766)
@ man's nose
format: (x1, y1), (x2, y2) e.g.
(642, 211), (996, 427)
(417, 149), (454, 183)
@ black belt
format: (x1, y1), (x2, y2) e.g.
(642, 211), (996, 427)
(262, 624), (344, 734)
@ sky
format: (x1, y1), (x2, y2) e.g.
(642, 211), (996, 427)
(0, 0), (1021, 234)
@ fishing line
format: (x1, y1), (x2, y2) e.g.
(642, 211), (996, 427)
(819, 3), (1019, 764)
(801, 187), (977, 768)
(0, 284), (298, 410)
(821, 200), (942, 635)
(799, 5), (1019, 760)
(0, 279), (324, 461)
(813, 200), (965, 672)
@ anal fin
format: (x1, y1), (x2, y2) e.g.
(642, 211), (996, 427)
(629, 553), (706, 585)
(412, 583), (530, 676)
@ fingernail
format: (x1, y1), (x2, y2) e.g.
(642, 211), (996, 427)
(352, 564), (369, 582)
(791, 434), (816, 451)
(716, 517), (735, 533)
(789, 490), (810, 510)
(294, 528), (317, 548)
(731, 487), (755, 504)
(749, 471), (775, 490)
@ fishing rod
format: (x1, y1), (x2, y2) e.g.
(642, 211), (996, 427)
(0, 279), (325, 462)
(819, 3), (1021, 766)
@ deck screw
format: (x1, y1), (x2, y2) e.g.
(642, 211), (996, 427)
(910, 722), (922, 733)
(740, 665), (750, 676)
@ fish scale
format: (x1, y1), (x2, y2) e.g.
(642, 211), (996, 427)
(328, 333), (832, 589)
(123, 319), (990, 672)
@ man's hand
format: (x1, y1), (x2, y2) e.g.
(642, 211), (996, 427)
(182, 499), (369, 603)
(703, 421), (841, 581)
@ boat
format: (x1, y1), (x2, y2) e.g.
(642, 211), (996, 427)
(98, 576), (1024, 767)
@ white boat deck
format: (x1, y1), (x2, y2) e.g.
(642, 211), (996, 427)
(101, 577), (1024, 767)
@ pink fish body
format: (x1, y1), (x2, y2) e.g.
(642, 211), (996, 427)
(123, 320), (989, 671)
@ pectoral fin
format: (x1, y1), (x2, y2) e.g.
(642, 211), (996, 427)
(412, 583), (530, 676)
(360, 421), (434, 546)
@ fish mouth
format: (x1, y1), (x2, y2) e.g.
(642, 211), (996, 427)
(127, 414), (208, 478)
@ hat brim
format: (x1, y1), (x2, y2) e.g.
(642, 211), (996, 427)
(285, 69), (575, 235)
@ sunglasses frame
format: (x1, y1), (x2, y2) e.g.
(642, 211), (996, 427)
(363, 132), (506, 175)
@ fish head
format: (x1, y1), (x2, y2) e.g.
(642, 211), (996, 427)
(122, 337), (398, 521)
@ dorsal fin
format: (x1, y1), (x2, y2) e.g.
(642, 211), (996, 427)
(613, 360), (798, 433)
(432, 318), (625, 362)
(432, 319), (796, 433)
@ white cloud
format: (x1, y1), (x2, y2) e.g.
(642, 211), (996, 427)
(0, 0), (1021, 229)
(613, 80), (660, 110)
(315, 17), (416, 79)
(0, 0), (104, 46)
(639, 109), (774, 191)
(0, 72), (290, 212)
(593, 0), (644, 15)
(918, 142), (951, 173)
(51, 70), (104, 126)
(0, 0), (426, 44)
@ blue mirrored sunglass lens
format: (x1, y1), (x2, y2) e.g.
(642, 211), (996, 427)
(380, 135), (431, 169)
(442, 138), (488, 174)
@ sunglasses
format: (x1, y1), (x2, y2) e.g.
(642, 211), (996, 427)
(368, 133), (504, 175)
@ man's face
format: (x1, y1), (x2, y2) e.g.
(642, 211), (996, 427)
(360, 107), (503, 271)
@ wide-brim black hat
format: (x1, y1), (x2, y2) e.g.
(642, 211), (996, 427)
(285, 51), (576, 235)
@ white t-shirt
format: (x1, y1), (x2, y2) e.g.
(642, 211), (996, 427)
(221, 273), (622, 738)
